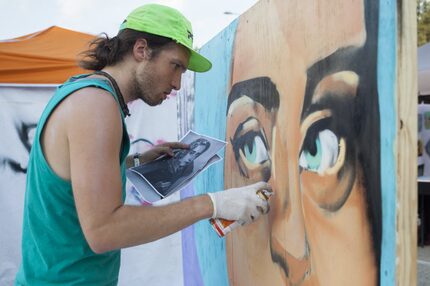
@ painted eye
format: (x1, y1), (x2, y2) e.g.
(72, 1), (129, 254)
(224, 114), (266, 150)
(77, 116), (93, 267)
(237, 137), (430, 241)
(243, 134), (269, 164)
(231, 117), (271, 179)
(299, 129), (339, 174)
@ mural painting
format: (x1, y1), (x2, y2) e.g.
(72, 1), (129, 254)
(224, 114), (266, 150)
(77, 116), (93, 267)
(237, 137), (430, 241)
(193, 0), (387, 285)
(224, 0), (381, 285)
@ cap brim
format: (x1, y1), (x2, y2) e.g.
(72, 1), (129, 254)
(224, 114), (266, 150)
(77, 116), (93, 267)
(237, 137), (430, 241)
(188, 50), (212, 72)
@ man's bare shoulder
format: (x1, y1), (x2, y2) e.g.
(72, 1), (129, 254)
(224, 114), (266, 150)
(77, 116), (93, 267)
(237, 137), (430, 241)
(41, 86), (123, 180)
(63, 86), (124, 157)
(57, 85), (124, 142)
(61, 86), (121, 120)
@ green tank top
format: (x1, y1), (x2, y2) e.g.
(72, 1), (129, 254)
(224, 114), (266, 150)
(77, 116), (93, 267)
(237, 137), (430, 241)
(15, 74), (130, 286)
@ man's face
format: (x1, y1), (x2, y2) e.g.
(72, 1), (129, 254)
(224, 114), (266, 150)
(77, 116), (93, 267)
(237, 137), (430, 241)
(133, 43), (189, 106)
(224, 0), (378, 285)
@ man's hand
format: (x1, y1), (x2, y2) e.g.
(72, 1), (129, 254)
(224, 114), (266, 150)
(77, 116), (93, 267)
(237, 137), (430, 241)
(207, 182), (272, 225)
(139, 142), (189, 164)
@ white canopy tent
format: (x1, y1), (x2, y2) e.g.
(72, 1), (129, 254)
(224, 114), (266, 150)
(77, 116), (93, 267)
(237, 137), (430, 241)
(419, 42), (430, 96)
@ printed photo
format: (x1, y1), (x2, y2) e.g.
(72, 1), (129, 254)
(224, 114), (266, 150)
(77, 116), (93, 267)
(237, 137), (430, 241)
(127, 130), (226, 201)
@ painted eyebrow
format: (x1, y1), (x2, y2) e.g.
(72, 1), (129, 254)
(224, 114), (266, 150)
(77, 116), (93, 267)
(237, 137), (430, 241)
(227, 77), (280, 113)
(231, 116), (255, 142)
(301, 46), (364, 119)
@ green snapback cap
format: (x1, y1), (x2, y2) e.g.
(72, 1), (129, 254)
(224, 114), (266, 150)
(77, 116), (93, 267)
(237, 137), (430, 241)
(119, 4), (212, 73)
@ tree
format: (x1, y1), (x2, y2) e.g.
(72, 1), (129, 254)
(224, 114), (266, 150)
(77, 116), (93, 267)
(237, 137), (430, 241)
(418, 0), (430, 46)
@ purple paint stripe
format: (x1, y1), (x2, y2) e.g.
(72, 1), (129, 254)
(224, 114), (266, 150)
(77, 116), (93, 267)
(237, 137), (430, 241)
(180, 184), (204, 286)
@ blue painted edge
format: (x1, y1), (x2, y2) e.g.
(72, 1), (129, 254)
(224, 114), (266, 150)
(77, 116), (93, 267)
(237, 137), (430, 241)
(378, 0), (397, 285)
(192, 19), (239, 286)
(181, 185), (205, 286)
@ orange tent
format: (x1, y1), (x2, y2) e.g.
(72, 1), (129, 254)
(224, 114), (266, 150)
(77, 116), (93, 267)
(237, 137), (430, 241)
(0, 26), (95, 84)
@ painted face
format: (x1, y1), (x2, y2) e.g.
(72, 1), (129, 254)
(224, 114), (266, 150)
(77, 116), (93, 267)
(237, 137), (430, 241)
(133, 43), (189, 106)
(224, 0), (380, 285)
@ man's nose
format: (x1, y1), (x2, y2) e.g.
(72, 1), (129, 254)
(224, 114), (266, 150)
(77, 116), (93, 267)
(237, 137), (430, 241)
(171, 72), (182, 91)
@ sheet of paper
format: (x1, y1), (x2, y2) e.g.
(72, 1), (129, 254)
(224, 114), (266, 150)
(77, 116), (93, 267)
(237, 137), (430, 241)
(126, 130), (226, 203)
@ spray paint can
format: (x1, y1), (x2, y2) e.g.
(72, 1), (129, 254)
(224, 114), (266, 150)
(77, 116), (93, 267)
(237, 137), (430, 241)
(209, 189), (272, 237)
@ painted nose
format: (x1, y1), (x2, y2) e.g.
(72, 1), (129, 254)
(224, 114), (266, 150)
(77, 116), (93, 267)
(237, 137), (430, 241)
(271, 159), (310, 283)
(282, 171), (311, 283)
(284, 169), (307, 258)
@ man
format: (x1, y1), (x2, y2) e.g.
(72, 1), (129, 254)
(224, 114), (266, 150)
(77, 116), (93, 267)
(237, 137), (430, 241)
(15, 4), (272, 285)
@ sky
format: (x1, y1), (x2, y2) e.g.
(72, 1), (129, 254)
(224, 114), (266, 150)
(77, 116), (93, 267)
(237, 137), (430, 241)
(0, 0), (258, 48)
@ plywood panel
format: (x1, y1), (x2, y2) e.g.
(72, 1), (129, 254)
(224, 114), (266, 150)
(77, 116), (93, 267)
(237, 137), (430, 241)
(396, 0), (418, 285)
(191, 0), (415, 285)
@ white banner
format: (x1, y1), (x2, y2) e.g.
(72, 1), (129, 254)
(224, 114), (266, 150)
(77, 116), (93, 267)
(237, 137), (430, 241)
(0, 86), (55, 285)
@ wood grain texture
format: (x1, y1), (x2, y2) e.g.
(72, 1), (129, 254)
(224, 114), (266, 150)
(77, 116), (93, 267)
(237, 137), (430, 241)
(396, 0), (418, 285)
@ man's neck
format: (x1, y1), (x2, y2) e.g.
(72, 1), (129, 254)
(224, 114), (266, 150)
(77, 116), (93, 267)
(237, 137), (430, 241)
(102, 66), (134, 104)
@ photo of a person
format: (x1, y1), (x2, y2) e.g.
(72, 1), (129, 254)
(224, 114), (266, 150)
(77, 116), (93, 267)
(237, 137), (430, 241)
(223, 0), (381, 285)
(135, 138), (210, 196)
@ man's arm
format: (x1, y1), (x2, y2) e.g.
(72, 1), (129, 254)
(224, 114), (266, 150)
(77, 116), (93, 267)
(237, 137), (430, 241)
(67, 89), (212, 253)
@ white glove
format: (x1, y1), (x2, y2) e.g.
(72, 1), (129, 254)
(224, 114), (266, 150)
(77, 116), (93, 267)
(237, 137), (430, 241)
(207, 181), (272, 225)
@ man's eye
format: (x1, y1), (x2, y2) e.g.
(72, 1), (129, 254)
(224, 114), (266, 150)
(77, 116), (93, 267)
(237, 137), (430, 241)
(172, 63), (182, 70)
(243, 134), (269, 164)
(299, 129), (339, 174)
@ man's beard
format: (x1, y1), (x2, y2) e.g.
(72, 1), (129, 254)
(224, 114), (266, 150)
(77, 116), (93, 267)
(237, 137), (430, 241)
(131, 68), (161, 106)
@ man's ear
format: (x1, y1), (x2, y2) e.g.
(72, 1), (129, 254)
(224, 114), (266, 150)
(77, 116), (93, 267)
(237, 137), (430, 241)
(133, 38), (151, 61)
